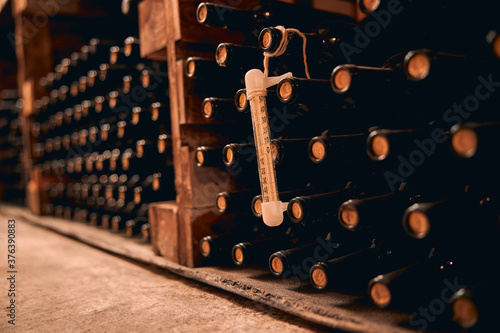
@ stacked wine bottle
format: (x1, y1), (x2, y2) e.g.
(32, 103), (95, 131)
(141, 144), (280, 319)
(0, 90), (25, 205)
(192, 1), (500, 331)
(32, 37), (175, 241)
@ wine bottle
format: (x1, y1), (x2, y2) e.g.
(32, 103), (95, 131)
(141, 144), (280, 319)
(403, 191), (500, 245)
(232, 236), (293, 266)
(252, 189), (304, 219)
(450, 281), (498, 330)
(276, 77), (333, 107)
(150, 102), (169, 123)
(157, 134), (173, 155)
(222, 143), (256, 169)
(140, 67), (169, 93)
(269, 239), (350, 279)
(185, 57), (232, 80)
(215, 190), (259, 214)
(366, 128), (432, 162)
(201, 97), (247, 121)
(287, 190), (349, 226)
(234, 89), (249, 113)
(125, 217), (149, 237)
(309, 241), (425, 291)
(124, 36), (141, 60)
(358, 0), (381, 14)
(450, 122), (500, 160)
(87, 38), (119, 64)
(185, 57), (243, 96)
(194, 146), (224, 168)
(367, 256), (456, 309)
(330, 64), (404, 97)
(78, 209), (89, 223)
(196, 1), (335, 40)
(141, 223), (151, 242)
(307, 133), (368, 168)
(200, 232), (257, 262)
(338, 192), (413, 236)
(310, 250), (367, 290)
(215, 43), (263, 70)
(133, 173), (173, 204)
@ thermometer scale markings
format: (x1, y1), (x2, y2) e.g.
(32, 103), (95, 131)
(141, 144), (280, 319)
(250, 95), (278, 204)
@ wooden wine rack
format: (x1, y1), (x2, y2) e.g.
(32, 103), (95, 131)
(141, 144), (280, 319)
(4, 0), (368, 266)
(2, 1), (496, 332)
(146, 0), (370, 267)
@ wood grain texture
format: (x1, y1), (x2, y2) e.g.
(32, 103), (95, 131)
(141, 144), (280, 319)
(168, 0), (256, 45)
(311, 0), (367, 21)
(139, 0), (167, 60)
(0, 0), (9, 13)
(13, 0), (108, 17)
(149, 200), (180, 262)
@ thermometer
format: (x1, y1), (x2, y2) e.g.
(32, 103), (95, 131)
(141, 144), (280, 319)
(245, 69), (292, 226)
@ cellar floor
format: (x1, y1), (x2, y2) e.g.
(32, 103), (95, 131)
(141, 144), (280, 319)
(0, 204), (457, 333)
(0, 206), (331, 332)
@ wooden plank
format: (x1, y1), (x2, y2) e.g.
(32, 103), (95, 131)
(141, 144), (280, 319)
(12, 0), (108, 17)
(0, 0), (9, 13)
(149, 201), (180, 262)
(26, 167), (41, 214)
(178, 204), (247, 267)
(138, 0), (167, 61)
(0, 0), (13, 27)
(312, 0), (367, 21)
(164, 0), (183, 207)
(20, 79), (33, 176)
(13, 13), (53, 98)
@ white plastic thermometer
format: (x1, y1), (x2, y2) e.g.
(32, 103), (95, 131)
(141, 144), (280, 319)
(245, 69), (293, 226)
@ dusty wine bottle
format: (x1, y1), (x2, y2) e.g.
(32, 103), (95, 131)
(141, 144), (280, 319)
(215, 43), (264, 70)
(194, 146), (224, 168)
(222, 143), (256, 169)
(366, 128), (430, 162)
(125, 217), (149, 237)
(215, 190), (259, 214)
(450, 281), (498, 330)
(338, 193), (411, 235)
(269, 240), (347, 279)
(232, 236), (293, 266)
(276, 77), (333, 107)
(197, 1), (332, 34)
(234, 89), (249, 113)
(201, 97), (244, 121)
(450, 122), (500, 160)
(358, 0), (381, 14)
(252, 189), (304, 219)
(287, 190), (348, 226)
(308, 133), (367, 165)
(367, 257), (456, 309)
(330, 64), (402, 96)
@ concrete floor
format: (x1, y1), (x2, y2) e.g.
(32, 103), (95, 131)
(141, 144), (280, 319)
(0, 215), (333, 332)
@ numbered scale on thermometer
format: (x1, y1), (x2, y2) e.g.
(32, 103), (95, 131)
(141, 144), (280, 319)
(250, 95), (278, 203)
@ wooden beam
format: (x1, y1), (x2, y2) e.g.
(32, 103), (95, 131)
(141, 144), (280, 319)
(13, 13), (53, 97)
(0, 0), (9, 13)
(12, 0), (108, 17)
(138, 0), (167, 61)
